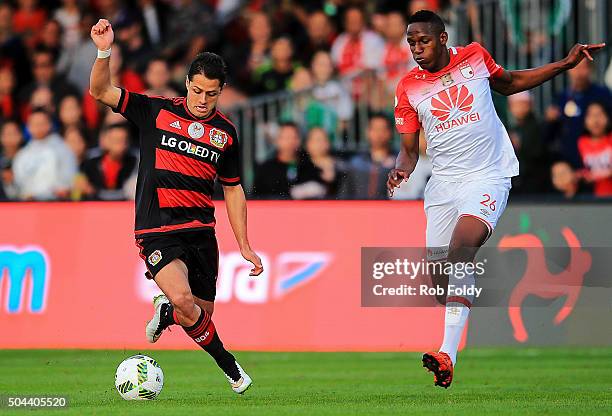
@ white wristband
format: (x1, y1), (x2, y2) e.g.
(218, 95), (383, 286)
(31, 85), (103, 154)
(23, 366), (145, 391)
(97, 48), (111, 59)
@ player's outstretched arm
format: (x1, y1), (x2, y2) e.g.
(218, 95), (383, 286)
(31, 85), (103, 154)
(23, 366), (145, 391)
(490, 43), (606, 96)
(223, 184), (264, 276)
(89, 19), (121, 109)
(387, 131), (419, 197)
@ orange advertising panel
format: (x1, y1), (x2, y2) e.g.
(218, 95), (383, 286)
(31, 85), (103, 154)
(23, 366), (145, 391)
(0, 201), (447, 351)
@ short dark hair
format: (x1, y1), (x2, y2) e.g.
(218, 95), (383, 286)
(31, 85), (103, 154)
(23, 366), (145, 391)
(279, 121), (300, 132)
(32, 45), (57, 63)
(407, 10), (445, 35)
(368, 112), (392, 129)
(29, 107), (51, 120)
(188, 52), (227, 86)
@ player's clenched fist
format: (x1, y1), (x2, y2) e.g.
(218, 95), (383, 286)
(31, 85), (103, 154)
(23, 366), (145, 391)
(387, 168), (410, 197)
(90, 18), (114, 50)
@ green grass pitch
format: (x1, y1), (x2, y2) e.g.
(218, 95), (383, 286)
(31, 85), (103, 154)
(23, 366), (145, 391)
(1, 348), (611, 415)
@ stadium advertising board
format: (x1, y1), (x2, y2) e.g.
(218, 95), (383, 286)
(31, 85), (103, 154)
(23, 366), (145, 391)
(1, 201), (439, 351)
(1, 202), (609, 350)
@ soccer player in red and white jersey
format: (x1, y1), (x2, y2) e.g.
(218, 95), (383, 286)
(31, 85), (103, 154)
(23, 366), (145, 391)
(387, 10), (605, 388)
(90, 19), (263, 394)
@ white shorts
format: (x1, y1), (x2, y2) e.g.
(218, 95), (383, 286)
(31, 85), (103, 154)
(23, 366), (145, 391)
(424, 177), (511, 259)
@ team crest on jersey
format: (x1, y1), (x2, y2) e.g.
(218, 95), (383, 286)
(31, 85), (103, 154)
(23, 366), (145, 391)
(439, 72), (454, 86)
(188, 122), (205, 139)
(209, 128), (228, 148)
(148, 250), (162, 266)
(459, 61), (474, 79)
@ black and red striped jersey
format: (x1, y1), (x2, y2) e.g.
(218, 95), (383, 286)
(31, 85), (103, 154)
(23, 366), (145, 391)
(113, 88), (241, 238)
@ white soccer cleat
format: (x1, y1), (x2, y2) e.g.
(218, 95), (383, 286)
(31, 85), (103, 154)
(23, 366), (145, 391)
(226, 362), (252, 394)
(145, 294), (172, 343)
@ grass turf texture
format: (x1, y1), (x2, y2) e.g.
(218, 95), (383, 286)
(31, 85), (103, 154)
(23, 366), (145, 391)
(0, 348), (610, 415)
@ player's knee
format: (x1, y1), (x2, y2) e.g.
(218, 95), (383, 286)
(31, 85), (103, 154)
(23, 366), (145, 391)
(171, 292), (196, 319)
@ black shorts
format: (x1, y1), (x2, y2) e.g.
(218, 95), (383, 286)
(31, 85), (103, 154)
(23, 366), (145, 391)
(136, 230), (219, 302)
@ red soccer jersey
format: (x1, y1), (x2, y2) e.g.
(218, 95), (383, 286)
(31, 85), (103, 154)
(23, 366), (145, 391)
(578, 134), (612, 197)
(113, 88), (242, 238)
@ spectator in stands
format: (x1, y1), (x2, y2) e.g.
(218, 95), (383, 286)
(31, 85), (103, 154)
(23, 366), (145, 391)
(370, 7), (387, 37)
(298, 10), (336, 65)
(0, 65), (16, 119)
(546, 59), (612, 167)
(144, 58), (178, 97)
(63, 125), (87, 168)
(58, 94), (85, 133)
(96, 0), (131, 23)
(64, 125), (90, 200)
(253, 121), (301, 199)
(79, 123), (138, 201)
(53, 0), (81, 52)
(577, 101), (612, 197)
(379, 11), (415, 96)
(59, 94), (95, 149)
(290, 67), (313, 92)
(12, 109), (76, 200)
(135, 0), (167, 47)
(18, 46), (80, 113)
(217, 85), (248, 110)
(0, 119), (23, 199)
(37, 19), (62, 59)
(27, 86), (55, 118)
(224, 11), (272, 94)
(507, 91), (549, 194)
(293, 127), (343, 199)
(255, 37), (300, 94)
(163, 0), (218, 65)
(309, 50), (353, 141)
(331, 6), (385, 77)
(12, 0), (47, 49)
(59, 12), (96, 93)
(344, 113), (395, 199)
(0, 3), (31, 89)
(114, 14), (152, 74)
(550, 160), (590, 200)
(391, 132), (432, 200)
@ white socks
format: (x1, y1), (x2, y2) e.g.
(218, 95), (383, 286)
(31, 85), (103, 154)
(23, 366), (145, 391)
(439, 267), (475, 365)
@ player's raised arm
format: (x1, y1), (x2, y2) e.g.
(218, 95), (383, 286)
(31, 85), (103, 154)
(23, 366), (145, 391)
(387, 131), (419, 197)
(89, 19), (121, 109)
(490, 43), (606, 96)
(222, 184), (264, 276)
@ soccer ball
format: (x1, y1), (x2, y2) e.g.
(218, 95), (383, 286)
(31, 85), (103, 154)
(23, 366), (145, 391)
(115, 354), (164, 400)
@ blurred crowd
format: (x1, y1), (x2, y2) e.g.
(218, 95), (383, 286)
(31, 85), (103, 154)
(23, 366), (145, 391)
(0, 0), (610, 202)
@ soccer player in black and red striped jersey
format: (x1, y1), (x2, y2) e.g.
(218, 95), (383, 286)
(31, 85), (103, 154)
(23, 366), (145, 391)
(90, 19), (263, 394)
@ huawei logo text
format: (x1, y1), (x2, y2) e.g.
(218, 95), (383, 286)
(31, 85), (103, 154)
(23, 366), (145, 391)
(430, 85), (480, 132)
